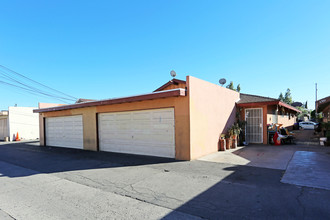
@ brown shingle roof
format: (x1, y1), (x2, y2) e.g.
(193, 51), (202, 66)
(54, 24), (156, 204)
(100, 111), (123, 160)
(237, 93), (278, 104)
(236, 93), (301, 113)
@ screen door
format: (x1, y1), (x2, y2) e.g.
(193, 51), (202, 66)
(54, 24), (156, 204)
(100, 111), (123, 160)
(245, 108), (263, 143)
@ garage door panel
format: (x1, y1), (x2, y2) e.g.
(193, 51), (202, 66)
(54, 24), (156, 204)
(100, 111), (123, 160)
(133, 112), (149, 120)
(104, 143), (174, 158)
(116, 113), (131, 120)
(102, 124), (116, 130)
(46, 115), (83, 149)
(153, 123), (174, 130)
(112, 134), (132, 140)
(150, 134), (174, 143)
(117, 124), (131, 130)
(99, 108), (175, 158)
(152, 111), (174, 120)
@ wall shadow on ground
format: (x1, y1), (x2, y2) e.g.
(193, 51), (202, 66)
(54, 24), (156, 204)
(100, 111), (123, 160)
(162, 161), (330, 220)
(163, 144), (330, 219)
(1, 142), (330, 219)
(0, 142), (179, 178)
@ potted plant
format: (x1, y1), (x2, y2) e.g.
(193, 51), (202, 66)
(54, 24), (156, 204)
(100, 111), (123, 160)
(235, 110), (246, 146)
(225, 131), (232, 150)
(225, 123), (243, 149)
(219, 134), (226, 151)
(231, 128), (237, 149)
(231, 123), (241, 149)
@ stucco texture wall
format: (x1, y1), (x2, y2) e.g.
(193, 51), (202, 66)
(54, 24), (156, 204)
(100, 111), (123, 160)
(267, 105), (297, 129)
(39, 95), (191, 160)
(187, 76), (239, 159)
(277, 114), (296, 129)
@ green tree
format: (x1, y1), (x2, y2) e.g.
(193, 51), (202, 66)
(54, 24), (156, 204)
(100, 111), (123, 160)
(284, 88), (292, 104)
(278, 92), (284, 102)
(311, 110), (315, 118)
(297, 106), (309, 115)
(225, 81), (241, 92)
(305, 101), (308, 109)
(226, 81), (234, 90)
(236, 84), (241, 92)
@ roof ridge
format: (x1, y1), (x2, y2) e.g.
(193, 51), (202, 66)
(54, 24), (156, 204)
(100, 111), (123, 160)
(154, 78), (186, 92)
(240, 93), (278, 101)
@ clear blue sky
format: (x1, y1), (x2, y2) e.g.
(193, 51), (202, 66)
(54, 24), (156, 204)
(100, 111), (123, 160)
(0, 0), (329, 110)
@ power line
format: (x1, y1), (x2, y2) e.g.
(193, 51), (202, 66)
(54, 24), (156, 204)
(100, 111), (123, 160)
(0, 65), (78, 103)
(0, 65), (77, 100)
(0, 80), (71, 104)
(0, 71), (75, 101)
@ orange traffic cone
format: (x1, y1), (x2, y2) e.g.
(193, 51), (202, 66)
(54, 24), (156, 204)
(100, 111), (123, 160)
(16, 132), (20, 141)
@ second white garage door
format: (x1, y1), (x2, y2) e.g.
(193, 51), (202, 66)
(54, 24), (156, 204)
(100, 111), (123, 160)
(45, 115), (83, 149)
(98, 108), (175, 158)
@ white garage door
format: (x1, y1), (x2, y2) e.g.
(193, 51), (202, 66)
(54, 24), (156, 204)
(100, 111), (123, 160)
(98, 108), (175, 158)
(0, 118), (8, 140)
(45, 115), (83, 149)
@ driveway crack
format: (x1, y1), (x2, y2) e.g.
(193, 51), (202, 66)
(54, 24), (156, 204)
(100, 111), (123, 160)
(296, 187), (306, 217)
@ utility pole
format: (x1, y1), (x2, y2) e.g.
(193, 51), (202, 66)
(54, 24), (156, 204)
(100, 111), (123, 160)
(315, 83), (318, 117)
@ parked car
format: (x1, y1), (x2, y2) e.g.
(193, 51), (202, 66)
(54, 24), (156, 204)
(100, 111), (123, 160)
(299, 121), (318, 130)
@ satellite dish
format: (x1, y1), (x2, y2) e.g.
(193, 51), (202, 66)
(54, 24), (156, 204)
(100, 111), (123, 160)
(170, 70), (176, 78)
(219, 78), (226, 86)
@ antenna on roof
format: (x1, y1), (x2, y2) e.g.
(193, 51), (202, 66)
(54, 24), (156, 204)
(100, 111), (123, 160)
(170, 70), (176, 78)
(219, 78), (226, 86)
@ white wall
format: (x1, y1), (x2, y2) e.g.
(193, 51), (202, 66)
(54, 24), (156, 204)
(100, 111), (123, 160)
(0, 116), (9, 140)
(8, 107), (39, 141)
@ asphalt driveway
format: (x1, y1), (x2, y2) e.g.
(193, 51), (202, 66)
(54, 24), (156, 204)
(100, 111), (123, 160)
(1, 141), (330, 219)
(199, 144), (330, 170)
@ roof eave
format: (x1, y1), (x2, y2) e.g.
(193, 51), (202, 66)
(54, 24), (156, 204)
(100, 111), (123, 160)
(278, 101), (302, 113)
(237, 100), (301, 113)
(34, 88), (186, 113)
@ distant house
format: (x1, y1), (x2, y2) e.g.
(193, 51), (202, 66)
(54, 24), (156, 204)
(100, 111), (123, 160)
(316, 96), (330, 122)
(0, 107), (39, 141)
(291, 102), (303, 107)
(237, 94), (301, 144)
(75, 98), (96, 104)
(38, 103), (67, 109)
